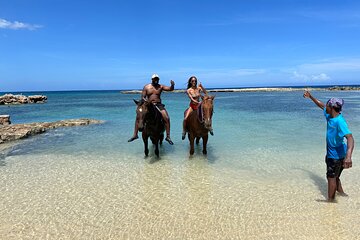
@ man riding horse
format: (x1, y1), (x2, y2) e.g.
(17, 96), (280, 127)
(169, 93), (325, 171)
(128, 74), (175, 145)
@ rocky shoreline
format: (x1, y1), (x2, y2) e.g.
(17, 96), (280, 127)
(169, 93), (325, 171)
(0, 118), (104, 144)
(0, 94), (47, 105)
(120, 86), (360, 94)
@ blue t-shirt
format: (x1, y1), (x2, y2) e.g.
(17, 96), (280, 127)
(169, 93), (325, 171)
(324, 108), (351, 159)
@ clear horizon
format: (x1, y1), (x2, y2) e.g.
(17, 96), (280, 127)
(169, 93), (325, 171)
(1, 83), (359, 94)
(1, 0), (360, 91)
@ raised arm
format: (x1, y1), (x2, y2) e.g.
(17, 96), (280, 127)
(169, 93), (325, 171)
(343, 134), (354, 168)
(199, 82), (208, 95)
(303, 91), (325, 109)
(162, 80), (175, 91)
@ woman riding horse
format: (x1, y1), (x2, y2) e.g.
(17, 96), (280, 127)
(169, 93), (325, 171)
(182, 76), (209, 140)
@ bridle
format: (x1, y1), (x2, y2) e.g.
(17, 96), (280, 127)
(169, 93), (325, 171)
(198, 98), (213, 124)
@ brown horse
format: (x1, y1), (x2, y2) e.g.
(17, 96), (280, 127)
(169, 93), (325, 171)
(134, 99), (165, 157)
(185, 95), (215, 155)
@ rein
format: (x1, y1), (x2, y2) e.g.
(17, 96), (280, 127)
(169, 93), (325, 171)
(197, 100), (214, 125)
(197, 103), (204, 123)
(145, 103), (162, 124)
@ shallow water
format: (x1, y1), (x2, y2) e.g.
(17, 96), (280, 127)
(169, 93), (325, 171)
(1, 90), (360, 239)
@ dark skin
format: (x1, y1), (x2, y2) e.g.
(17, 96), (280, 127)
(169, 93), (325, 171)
(129, 77), (175, 144)
(303, 90), (354, 201)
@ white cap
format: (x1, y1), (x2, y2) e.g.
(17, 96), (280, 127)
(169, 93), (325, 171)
(151, 74), (160, 79)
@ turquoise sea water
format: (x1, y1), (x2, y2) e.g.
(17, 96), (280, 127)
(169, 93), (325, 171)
(1, 90), (360, 239)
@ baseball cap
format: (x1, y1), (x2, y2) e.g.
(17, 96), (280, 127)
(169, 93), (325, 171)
(327, 98), (344, 110)
(151, 74), (160, 79)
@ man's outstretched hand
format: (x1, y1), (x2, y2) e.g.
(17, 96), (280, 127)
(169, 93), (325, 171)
(303, 90), (311, 98)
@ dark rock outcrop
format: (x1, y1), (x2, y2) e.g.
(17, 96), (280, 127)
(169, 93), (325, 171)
(327, 86), (360, 91)
(0, 115), (11, 125)
(0, 94), (47, 105)
(0, 118), (103, 144)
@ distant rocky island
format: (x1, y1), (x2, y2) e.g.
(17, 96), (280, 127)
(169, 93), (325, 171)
(0, 94), (47, 105)
(0, 118), (103, 144)
(120, 86), (360, 94)
(327, 86), (360, 91)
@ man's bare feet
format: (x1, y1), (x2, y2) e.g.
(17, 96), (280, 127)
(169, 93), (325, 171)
(128, 135), (139, 142)
(165, 136), (174, 145)
(337, 192), (349, 197)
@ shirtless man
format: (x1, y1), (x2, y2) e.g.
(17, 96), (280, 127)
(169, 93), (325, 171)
(128, 74), (175, 145)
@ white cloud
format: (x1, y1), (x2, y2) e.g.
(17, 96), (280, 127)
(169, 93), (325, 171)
(0, 18), (42, 30)
(299, 59), (360, 72)
(297, 10), (360, 22)
(291, 58), (360, 83)
(293, 71), (330, 82)
(311, 73), (330, 81)
(293, 71), (308, 81)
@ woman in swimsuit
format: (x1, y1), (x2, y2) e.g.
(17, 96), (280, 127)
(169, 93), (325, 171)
(182, 76), (207, 140)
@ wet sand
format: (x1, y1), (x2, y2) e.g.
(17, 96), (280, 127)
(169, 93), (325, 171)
(1, 152), (359, 239)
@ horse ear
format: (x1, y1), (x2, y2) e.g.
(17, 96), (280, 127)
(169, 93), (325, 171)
(133, 99), (139, 105)
(211, 95), (215, 100)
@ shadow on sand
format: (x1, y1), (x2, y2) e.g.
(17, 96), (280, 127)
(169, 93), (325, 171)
(187, 143), (217, 164)
(0, 145), (15, 167)
(296, 168), (327, 199)
(0, 158), (6, 167)
(142, 138), (218, 164)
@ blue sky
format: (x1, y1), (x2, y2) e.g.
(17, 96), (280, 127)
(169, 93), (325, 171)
(1, 0), (360, 91)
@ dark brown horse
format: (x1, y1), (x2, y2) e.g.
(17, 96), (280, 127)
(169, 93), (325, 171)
(134, 99), (165, 157)
(185, 95), (215, 155)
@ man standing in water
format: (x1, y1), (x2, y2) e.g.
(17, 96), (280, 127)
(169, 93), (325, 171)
(303, 91), (354, 201)
(128, 74), (175, 145)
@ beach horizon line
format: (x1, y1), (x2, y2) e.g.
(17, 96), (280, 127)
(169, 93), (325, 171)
(121, 85), (360, 94)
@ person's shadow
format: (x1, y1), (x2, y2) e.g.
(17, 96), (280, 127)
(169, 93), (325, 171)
(0, 158), (5, 167)
(0, 147), (13, 167)
(296, 168), (327, 199)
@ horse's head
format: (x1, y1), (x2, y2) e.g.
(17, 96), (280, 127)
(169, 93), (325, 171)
(134, 99), (149, 132)
(201, 95), (215, 130)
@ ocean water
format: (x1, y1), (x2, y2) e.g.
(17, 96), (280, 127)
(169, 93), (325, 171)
(0, 90), (359, 239)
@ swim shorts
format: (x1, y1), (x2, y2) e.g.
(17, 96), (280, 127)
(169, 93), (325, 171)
(325, 156), (344, 178)
(190, 102), (199, 110)
(154, 103), (165, 111)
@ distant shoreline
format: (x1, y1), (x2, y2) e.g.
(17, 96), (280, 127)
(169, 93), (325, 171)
(120, 86), (360, 94)
(1, 85), (359, 95)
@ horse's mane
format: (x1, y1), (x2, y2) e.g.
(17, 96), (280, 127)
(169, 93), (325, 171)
(197, 103), (204, 123)
(145, 103), (162, 124)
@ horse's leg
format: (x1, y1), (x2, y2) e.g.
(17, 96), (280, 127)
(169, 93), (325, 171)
(196, 137), (200, 145)
(143, 133), (149, 156)
(189, 134), (195, 155)
(160, 133), (164, 145)
(202, 134), (208, 155)
(154, 141), (159, 157)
